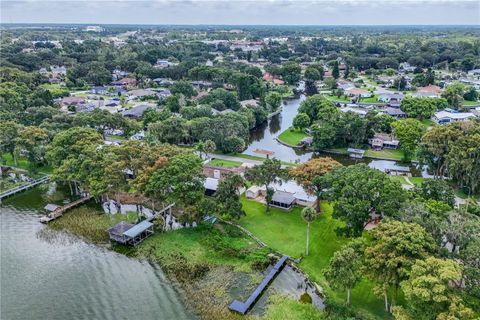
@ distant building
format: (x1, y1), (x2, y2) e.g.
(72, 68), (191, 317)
(60, 96), (86, 107)
(83, 26), (105, 32)
(240, 99), (259, 108)
(345, 87), (373, 98)
(368, 133), (400, 150)
(433, 110), (476, 125)
(383, 107), (407, 119)
(121, 105), (157, 119)
(399, 62), (416, 72)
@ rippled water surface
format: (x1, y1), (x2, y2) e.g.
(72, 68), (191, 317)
(0, 188), (194, 320)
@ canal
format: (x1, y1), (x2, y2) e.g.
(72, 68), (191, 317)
(0, 187), (194, 320)
(243, 94), (427, 176)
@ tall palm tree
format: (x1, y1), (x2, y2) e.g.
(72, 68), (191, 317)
(302, 207), (316, 256)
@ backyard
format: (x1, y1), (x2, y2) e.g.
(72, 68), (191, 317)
(277, 128), (309, 146)
(209, 158), (243, 168)
(238, 197), (391, 319)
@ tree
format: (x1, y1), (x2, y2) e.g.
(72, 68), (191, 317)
(418, 124), (463, 178)
(396, 199), (451, 246)
(245, 158), (287, 212)
(460, 239), (480, 297)
(170, 80), (197, 98)
(292, 113), (310, 130)
(392, 119), (424, 161)
(0, 120), (21, 166)
(265, 92), (282, 112)
(301, 207), (316, 256)
(440, 210), (480, 254)
(321, 164), (407, 237)
(364, 221), (436, 312)
(215, 172), (246, 220)
(325, 241), (363, 305)
(332, 61), (340, 79)
(281, 62), (301, 85)
(441, 83), (464, 110)
(394, 76), (407, 91)
(444, 128), (480, 194)
(415, 179), (455, 207)
(394, 257), (474, 320)
(400, 97), (437, 120)
(15, 126), (49, 171)
(146, 154), (205, 207)
(304, 67), (321, 82)
(463, 86), (478, 102)
(289, 157), (341, 212)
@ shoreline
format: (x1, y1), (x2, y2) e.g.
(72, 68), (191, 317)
(46, 203), (324, 319)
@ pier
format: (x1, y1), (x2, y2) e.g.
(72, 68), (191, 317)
(0, 176), (50, 201)
(229, 255), (289, 315)
(39, 195), (92, 223)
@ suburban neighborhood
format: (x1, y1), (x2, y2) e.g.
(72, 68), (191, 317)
(1, 3), (479, 320)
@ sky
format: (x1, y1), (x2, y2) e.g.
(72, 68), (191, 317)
(1, 0), (479, 25)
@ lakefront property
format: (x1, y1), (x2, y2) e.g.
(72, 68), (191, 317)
(1, 2), (480, 320)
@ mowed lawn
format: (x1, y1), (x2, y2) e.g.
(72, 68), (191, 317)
(239, 196), (390, 319)
(209, 158), (243, 167)
(277, 128), (309, 146)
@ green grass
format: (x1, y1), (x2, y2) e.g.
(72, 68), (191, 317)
(261, 295), (324, 320)
(107, 135), (127, 141)
(389, 176), (408, 185)
(209, 158), (243, 167)
(325, 94), (350, 102)
(463, 100), (479, 106)
(1, 153), (52, 175)
(364, 148), (406, 161)
(277, 128), (309, 146)
(420, 119), (435, 130)
(49, 206), (139, 243)
(359, 95), (379, 103)
(239, 197), (390, 319)
(224, 153), (296, 167)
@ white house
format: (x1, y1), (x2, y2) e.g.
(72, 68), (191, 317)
(433, 110), (476, 125)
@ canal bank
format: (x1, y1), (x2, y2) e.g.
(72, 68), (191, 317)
(243, 95), (429, 177)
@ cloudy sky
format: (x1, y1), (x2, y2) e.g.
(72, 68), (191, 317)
(1, 0), (479, 25)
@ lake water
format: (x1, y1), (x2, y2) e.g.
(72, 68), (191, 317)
(0, 187), (194, 320)
(244, 95), (428, 177)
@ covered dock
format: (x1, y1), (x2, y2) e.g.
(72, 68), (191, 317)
(108, 220), (154, 246)
(347, 148), (365, 159)
(229, 256), (289, 315)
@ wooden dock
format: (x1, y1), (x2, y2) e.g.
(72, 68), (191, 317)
(40, 195), (92, 223)
(0, 176), (50, 201)
(229, 256), (289, 314)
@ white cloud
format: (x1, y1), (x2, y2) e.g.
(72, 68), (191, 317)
(1, 0), (479, 25)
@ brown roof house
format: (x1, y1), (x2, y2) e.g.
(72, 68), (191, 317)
(368, 133), (400, 150)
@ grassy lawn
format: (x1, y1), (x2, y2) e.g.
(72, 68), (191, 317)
(239, 197), (390, 319)
(324, 94), (350, 102)
(277, 127), (309, 146)
(209, 158), (243, 167)
(420, 119), (436, 130)
(224, 153), (296, 167)
(1, 153), (52, 175)
(107, 135), (127, 141)
(359, 95), (378, 103)
(463, 100), (479, 106)
(364, 148), (405, 161)
(389, 176), (408, 185)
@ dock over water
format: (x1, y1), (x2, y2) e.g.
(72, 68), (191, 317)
(229, 255), (289, 315)
(0, 176), (50, 201)
(40, 195), (92, 223)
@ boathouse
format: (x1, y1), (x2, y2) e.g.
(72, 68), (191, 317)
(108, 220), (154, 246)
